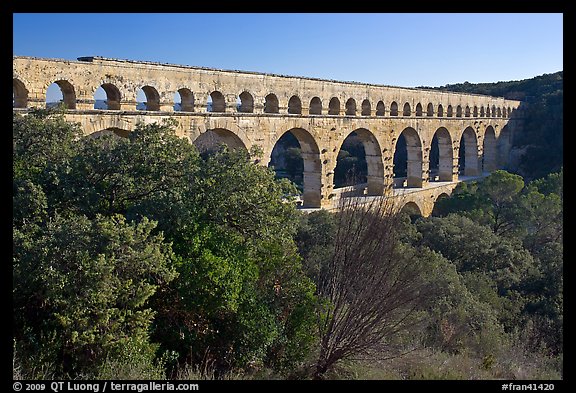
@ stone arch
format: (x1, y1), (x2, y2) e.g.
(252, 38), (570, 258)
(447, 105), (453, 117)
(87, 127), (131, 139)
(393, 127), (423, 188)
(376, 101), (385, 116)
(497, 107), (502, 118)
(309, 97), (322, 115)
(288, 95), (302, 114)
(335, 128), (384, 195)
(456, 105), (462, 117)
(208, 91), (225, 112)
(361, 99), (371, 116)
(345, 98), (356, 115)
(497, 125), (512, 168)
(431, 192), (451, 216)
(238, 91), (254, 113)
(458, 126), (480, 176)
(415, 103), (423, 116)
(486, 106), (491, 117)
(390, 101), (399, 116)
(427, 103), (434, 117)
(492, 105), (497, 117)
(403, 102), (411, 116)
(435, 192), (450, 203)
(13, 78), (28, 108)
(473, 106), (478, 117)
(465, 105), (471, 117)
(430, 127), (454, 182)
(136, 85), (160, 111)
(480, 106), (485, 117)
(400, 201), (422, 217)
(264, 93), (279, 113)
(94, 83), (122, 110)
(46, 80), (76, 109)
(328, 97), (340, 115)
(175, 88), (195, 112)
(437, 104), (444, 117)
(507, 107), (511, 118)
(270, 128), (322, 208)
(193, 127), (248, 153)
(483, 126), (497, 172)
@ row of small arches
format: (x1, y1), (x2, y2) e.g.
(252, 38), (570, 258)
(13, 78), (514, 118)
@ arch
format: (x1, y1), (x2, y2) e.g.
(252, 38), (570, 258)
(176, 88), (195, 112)
(264, 93), (279, 113)
(376, 101), (385, 116)
(415, 103), (423, 116)
(136, 85), (160, 111)
(390, 101), (399, 116)
(435, 192), (450, 203)
(507, 107), (511, 118)
(486, 106), (491, 117)
(497, 125), (512, 168)
(497, 107), (502, 118)
(458, 127), (480, 176)
(403, 102), (411, 116)
(94, 83), (121, 110)
(437, 104), (443, 117)
(491, 105), (497, 117)
(400, 201), (422, 217)
(431, 192), (451, 216)
(447, 105), (453, 117)
(46, 80), (76, 109)
(429, 127), (454, 182)
(393, 127), (423, 188)
(345, 98), (356, 115)
(309, 97), (322, 115)
(361, 99), (371, 116)
(193, 127), (248, 153)
(270, 128), (322, 208)
(335, 128), (384, 195)
(456, 105), (462, 117)
(483, 126), (497, 172)
(87, 127), (131, 139)
(288, 95), (302, 114)
(426, 103), (434, 117)
(480, 106), (485, 117)
(328, 97), (340, 115)
(13, 78), (28, 108)
(238, 91), (254, 113)
(207, 91), (225, 112)
(473, 106), (478, 117)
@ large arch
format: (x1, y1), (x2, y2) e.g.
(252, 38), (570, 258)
(393, 127), (423, 188)
(497, 125), (512, 168)
(46, 80), (76, 109)
(270, 128), (322, 208)
(328, 97), (340, 115)
(95, 83), (122, 110)
(345, 98), (356, 115)
(483, 126), (497, 172)
(193, 127), (248, 153)
(288, 95), (302, 114)
(429, 127), (454, 182)
(309, 97), (322, 115)
(334, 128), (384, 195)
(400, 201), (422, 217)
(13, 78), (28, 108)
(264, 93), (279, 113)
(458, 127), (480, 176)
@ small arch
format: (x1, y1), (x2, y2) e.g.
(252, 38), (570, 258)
(403, 102), (411, 116)
(376, 101), (385, 116)
(437, 104), (443, 117)
(193, 128), (248, 153)
(390, 101), (399, 116)
(456, 105), (462, 117)
(491, 105), (496, 117)
(264, 93), (279, 113)
(329, 97), (340, 115)
(288, 95), (302, 114)
(361, 99), (371, 116)
(345, 98), (357, 116)
(473, 106), (478, 117)
(309, 97), (322, 115)
(497, 107), (502, 118)
(207, 91), (225, 112)
(173, 88), (194, 112)
(480, 106), (485, 117)
(136, 85), (160, 111)
(46, 80), (76, 109)
(486, 106), (491, 117)
(465, 106), (471, 117)
(447, 105), (453, 117)
(13, 78), (28, 108)
(507, 107), (511, 118)
(401, 201), (422, 217)
(426, 103), (434, 117)
(415, 103), (423, 116)
(237, 91), (254, 113)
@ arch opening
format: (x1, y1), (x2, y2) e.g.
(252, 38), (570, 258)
(207, 91), (225, 112)
(328, 97), (340, 115)
(415, 103), (423, 116)
(393, 127), (423, 188)
(94, 83), (121, 110)
(13, 79), (28, 108)
(345, 98), (356, 116)
(174, 88), (194, 112)
(376, 101), (385, 116)
(403, 102), (411, 116)
(458, 127), (480, 177)
(46, 80), (76, 109)
(288, 95), (302, 114)
(483, 126), (497, 172)
(309, 97), (322, 115)
(437, 104), (443, 117)
(237, 91), (254, 113)
(136, 86), (160, 111)
(193, 128), (247, 155)
(429, 127), (454, 182)
(427, 103), (434, 117)
(361, 99), (371, 116)
(390, 101), (399, 116)
(264, 93), (279, 113)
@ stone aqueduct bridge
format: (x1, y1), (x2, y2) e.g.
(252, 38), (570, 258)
(13, 56), (523, 215)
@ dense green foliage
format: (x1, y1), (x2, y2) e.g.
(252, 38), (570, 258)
(419, 71), (563, 180)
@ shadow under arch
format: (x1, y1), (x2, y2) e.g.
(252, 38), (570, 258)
(269, 128), (322, 208)
(87, 127), (131, 139)
(193, 128), (248, 154)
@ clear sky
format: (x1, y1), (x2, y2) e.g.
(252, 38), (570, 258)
(13, 13), (563, 90)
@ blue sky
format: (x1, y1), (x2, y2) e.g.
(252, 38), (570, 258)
(14, 13), (563, 102)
